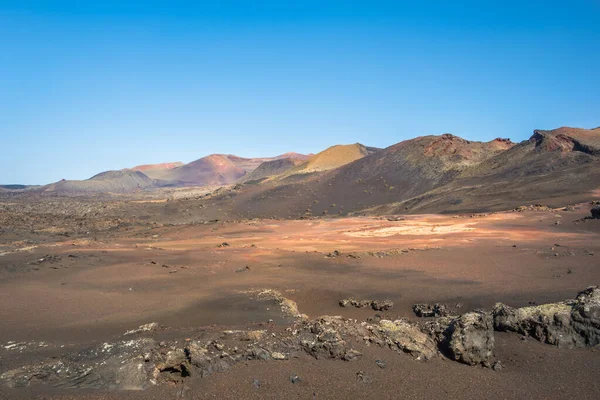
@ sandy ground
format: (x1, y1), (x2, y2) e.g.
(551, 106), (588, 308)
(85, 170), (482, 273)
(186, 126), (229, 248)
(0, 207), (599, 399)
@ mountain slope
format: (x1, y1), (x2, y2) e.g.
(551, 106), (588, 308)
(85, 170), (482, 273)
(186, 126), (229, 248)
(42, 170), (160, 194)
(130, 162), (184, 179)
(241, 157), (307, 183)
(221, 135), (512, 217)
(284, 143), (378, 177)
(217, 128), (600, 217)
(391, 126), (600, 213)
(158, 153), (312, 186)
(160, 155), (246, 186)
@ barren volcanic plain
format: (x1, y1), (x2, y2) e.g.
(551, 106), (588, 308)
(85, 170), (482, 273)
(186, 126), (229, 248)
(1, 127), (600, 399)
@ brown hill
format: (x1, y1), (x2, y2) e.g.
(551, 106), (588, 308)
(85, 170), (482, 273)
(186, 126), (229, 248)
(225, 135), (512, 216)
(393, 126), (600, 213)
(41, 170), (160, 195)
(274, 152), (313, 161)
(160, 154), (247, 186)
(158, 153), (312, 186)
(215, 127), (600, 217)
(530, 126), (600, 155)
(284, 143), (378, 177)
(241, 157), (307, 183)
(130, 162), (184, 179)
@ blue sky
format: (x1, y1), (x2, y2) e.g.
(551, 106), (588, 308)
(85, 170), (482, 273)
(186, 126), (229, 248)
(1, 1), (599, 184)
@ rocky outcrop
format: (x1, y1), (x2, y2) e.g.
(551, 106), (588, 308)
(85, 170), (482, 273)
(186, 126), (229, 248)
(413, 303), (448, 318)
(339, 298), (394, 311)
(376, 319), (438, 360)
(443, 312), (494, 367)
(4, 287), (600, 391)
(124, 322), (159, 336)
(254, 289), (304, 319)
(300, 317), (350, 359)
(493, 286), (600, 348)
(0, 338), (160, 389)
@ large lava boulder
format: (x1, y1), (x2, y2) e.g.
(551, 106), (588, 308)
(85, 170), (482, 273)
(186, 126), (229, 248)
(493, 286), (600, 348)
(444, 311), (494, 367)
(591, 206), (600, 219)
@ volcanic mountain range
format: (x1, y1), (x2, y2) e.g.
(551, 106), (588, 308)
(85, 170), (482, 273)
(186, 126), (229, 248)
(16, 126), (600, 214)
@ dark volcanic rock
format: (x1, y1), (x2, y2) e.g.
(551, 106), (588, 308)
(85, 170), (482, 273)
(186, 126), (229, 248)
(289, 373), (301, 384)
(492, 286), (600, 348)
(339, 298), (370, 308)
(355, 370), (373, 383)
(412, 303), (448, 318)
(0, 338), (159, 389)
(7, 289), (600, 392)
(376, 319), (438, 360)
(343, 349), (363, 361)
(444, 311), (494, 367)
(371, 300), (394, 311)
(339, 298), (393, 311)
(591, 206), (600, 219)
(300, 318), (349, 359)
(326, 250), (341, 258)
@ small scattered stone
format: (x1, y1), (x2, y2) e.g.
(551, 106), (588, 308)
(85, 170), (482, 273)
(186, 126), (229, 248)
(355, 370), (373, 383)
(412, 303), (448, 317)
(339, 298), (393, 311)
(289, 373), (301, 384)
(375, 359), (386, 369)
(343, 349), (362, 361)
(271, 352), (286, 360)
(371, 300), (394, 311)
(124, 322), (159, 336)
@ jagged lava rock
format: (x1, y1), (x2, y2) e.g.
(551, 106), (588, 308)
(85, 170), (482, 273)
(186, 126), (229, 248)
(492, 286), (600, 348)
(444, 311), (494, 367)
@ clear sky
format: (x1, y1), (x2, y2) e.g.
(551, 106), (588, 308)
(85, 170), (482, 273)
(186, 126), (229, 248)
(1, 1), (599, 184)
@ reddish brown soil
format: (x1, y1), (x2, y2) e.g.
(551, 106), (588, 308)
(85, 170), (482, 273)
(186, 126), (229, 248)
(1, 206), (599, 399)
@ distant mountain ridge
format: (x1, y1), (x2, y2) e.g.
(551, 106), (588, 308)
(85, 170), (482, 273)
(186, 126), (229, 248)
(241, 156), (307, 183)
(17, 126), (600, 211)
(154, 152), (313, 186)
(42, 170), (160, 194)
(220, 126), (600, 217)
(130, 162), (184, 179)
(33, 151), (313, 194)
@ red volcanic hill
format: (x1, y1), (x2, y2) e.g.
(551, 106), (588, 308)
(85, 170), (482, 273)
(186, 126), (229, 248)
(130, 162), (184, 179)
(162, 154), (248, 186)
(156, 152), (313, 186)
(530, 126), (600, 154)
(274, 152), (313, 161)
